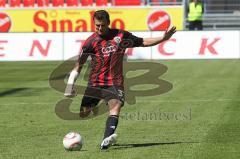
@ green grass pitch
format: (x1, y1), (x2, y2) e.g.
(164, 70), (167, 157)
(0, 60), (240, 159)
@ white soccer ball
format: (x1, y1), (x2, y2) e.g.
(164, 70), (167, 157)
(63, 132), (83, 151)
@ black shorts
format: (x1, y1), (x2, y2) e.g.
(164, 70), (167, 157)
(80, 85), (125, 108)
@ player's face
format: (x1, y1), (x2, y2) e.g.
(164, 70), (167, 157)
(94, 18), (109, 36)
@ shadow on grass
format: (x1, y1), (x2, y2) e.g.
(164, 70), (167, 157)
(112, 141), (199, 150)
(65, 149), (88, 152)
(0, 88), (29, 97)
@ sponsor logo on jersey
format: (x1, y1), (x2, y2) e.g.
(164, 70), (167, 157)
(101, 45), (118, 56)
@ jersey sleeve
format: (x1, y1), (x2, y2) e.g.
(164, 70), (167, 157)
(123, 30), (143, 48)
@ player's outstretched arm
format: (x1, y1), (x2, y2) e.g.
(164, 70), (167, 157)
(142, 26), (176, 47)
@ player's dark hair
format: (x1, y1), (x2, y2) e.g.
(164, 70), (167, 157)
(93, 10), (110, 24)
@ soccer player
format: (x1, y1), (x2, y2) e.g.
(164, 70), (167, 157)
(64, 10), (176, 150)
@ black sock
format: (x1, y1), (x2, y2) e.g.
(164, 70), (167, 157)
(103, 115), (119, 139)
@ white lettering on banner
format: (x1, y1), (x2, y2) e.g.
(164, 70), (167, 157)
(0, 17), (10, 27)
(199, 38), (220, 55)
(148, 15), (169, 30)
(0, 40), (7, 57)
(158, 39), (176, 56)
(29, 40), (51, 57)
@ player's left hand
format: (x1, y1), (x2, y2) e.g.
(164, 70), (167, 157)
(163, 26), (176, 41)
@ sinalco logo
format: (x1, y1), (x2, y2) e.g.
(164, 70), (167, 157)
(0, 12), (11, 32)
(147, 10), (171, 31)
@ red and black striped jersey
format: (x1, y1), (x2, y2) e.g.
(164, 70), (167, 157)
(77, 29), (143, 87)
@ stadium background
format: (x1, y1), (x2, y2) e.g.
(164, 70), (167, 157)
(1, 0), (240, 159)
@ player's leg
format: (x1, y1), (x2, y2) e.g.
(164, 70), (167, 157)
(104, 86), (124, 138)
(102, 99), (122, 138)
(79, 96), (100, 118)
(100, 86), (124, 149)
(79, 86), (101, 118)
(100, 99), (122, 149)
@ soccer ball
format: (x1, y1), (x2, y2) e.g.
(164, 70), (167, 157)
(63, 132), (83, 151)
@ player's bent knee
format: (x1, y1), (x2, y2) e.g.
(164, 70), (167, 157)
(108, 99), (122, 116)
(79, 106), (92, 118)
(109, 108), (121, 116)
(108, 99), (121, 106)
